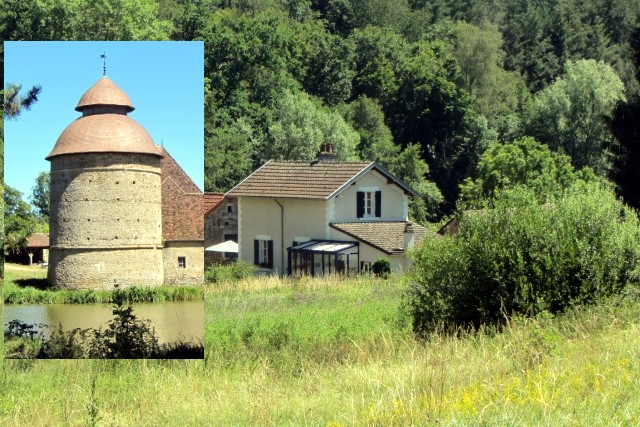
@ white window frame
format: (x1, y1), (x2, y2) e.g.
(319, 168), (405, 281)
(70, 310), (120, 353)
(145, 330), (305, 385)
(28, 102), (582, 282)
(359, 186), (379, 218)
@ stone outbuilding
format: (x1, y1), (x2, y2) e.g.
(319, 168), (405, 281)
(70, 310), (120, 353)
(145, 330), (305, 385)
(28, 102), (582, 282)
(46, 75), (202, 289)
(204, 193), (237, 267)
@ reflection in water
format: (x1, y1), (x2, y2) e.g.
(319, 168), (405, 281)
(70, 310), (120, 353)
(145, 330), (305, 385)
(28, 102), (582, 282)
(4, 301), (204, 344)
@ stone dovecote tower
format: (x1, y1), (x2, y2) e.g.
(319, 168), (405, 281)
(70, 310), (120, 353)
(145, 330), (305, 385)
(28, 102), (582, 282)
(46, 76), (164, 289)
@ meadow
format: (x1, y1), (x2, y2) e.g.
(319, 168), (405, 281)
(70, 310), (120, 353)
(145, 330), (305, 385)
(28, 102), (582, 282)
(2, 274), (639, 425)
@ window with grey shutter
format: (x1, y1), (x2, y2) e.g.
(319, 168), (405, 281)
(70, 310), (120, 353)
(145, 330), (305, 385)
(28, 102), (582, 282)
(356, 191), (364, 218)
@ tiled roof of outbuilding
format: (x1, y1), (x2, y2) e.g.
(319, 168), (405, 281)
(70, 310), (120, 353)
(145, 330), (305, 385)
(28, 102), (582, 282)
(330, 221), (436, 254)
(160, 146), (203, 241)
(75, 76), (134, 112)
(204, 193), (225, 217)
(226, 160), (416, 199)
(27, 233), (50, 248)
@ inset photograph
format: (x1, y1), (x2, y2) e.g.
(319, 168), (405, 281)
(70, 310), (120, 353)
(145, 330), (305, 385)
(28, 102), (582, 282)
(4, 41), (204, 359)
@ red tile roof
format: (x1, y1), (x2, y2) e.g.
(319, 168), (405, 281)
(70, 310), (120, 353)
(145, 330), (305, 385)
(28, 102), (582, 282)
(227, 160), (414, 199)
(330, 221), (436, 254)
(160, 146), (203, 241)
(204, 193), (225, 217)
(27, 233), (50, 248)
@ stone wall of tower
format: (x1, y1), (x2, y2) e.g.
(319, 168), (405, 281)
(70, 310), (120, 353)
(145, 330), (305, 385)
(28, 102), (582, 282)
(48, 152), (164, 289)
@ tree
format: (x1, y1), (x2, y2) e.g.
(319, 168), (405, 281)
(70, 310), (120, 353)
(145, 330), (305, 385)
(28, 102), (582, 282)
(526, 59), (626, 176)
(204, 118), (257, 192)
(262, 89), (359, 162)
(4, 83), (42, 120)
(451, 21), (525, 134)
(67, 0), (172, 40)
(388, 143), (443, 222)
(407, 181), (640, 336)
(31, 171), (51, 221)
(4, 186), (38, 256)
(459, 136), (593, 208)
(338, 95), (399, 162)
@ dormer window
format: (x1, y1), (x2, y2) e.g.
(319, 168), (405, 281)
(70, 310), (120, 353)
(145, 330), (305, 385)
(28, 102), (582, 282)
(357, 188), (381, 218)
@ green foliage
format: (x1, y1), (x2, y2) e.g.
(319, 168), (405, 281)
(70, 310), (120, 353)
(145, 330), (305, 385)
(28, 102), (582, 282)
(407, 181), (640, 336)
(3, 185), (38, 256)
(205, 260), (257, 284)
(338, 95), (399, 163)
(371, 258), (391, 278)
(262, 89), (359, 162)
(451, 21), (525, 134)
(3, 83), (42, 120)
(204, 118), (256, 192)
(0, 0), (172, 40)
(30, 171), (50, 221)
(459, 136), (593, 208)
(87, 289), (160, 358)
(526, 59), (626, 176)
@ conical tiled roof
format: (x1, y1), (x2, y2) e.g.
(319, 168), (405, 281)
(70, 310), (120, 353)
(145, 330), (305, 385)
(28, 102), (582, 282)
(47, 76), (162, 160)
(75, 76), (134, 112)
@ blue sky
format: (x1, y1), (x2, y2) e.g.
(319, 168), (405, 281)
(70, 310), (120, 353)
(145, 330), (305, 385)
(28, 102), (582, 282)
(4, 41), (204, 199)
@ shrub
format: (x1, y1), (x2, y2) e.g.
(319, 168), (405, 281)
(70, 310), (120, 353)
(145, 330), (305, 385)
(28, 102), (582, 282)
(205, 260), (256, 283)
(372, 258), (391, 278)
(406, 182), (640, 337)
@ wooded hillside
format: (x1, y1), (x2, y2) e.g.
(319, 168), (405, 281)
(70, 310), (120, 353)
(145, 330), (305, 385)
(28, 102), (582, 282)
(3, 0), (640, 219)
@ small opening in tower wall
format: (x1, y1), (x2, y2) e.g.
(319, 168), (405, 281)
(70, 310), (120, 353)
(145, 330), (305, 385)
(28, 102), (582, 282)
(178, 257), (186, 268)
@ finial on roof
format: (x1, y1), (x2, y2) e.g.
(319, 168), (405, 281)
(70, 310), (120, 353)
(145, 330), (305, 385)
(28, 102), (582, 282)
(101, 52), (107, 76)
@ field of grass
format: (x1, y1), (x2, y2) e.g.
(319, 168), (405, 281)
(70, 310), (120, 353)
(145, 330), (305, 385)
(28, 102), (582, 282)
(3, 264), (203, 304)
(2, 275), (640, 425)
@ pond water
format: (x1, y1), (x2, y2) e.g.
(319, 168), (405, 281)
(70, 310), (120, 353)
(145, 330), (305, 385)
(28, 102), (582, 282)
(4, 301), (204, 345)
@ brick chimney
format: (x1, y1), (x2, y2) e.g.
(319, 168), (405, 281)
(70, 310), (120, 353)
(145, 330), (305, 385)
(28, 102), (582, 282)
(317, 143), (337, 162)
(404, 222), (415, 251)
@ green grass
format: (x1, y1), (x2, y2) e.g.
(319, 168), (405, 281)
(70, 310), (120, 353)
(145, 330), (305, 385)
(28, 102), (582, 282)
(3, 265), (203, 304)
(1, 275), (640, 425)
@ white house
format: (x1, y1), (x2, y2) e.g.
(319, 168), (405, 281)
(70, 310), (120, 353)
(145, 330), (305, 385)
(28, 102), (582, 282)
(226, 144), (435, 276)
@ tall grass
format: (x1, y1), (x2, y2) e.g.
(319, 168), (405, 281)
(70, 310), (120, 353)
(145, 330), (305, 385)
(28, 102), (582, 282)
(1, 276), (639, 425)
(3, 266), (203, 304)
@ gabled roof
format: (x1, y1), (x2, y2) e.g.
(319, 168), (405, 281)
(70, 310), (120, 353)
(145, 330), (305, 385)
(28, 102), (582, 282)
(204, 193), (225, 217)
(159, 146), (201, 193)
(330, 221), (436, 255)
(226, 160), (417, 199)
(160, 146), (203, 241)
(27, 233), (50, 248)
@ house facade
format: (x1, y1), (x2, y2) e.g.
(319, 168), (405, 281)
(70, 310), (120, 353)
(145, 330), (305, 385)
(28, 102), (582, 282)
(226, 145), (433, 276)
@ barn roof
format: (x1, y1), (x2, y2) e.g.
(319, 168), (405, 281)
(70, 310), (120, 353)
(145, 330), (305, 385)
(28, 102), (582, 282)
(160, 146), (203, 241)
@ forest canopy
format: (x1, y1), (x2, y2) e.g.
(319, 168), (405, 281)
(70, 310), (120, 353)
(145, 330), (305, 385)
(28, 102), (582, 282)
(2, 0), (640, 220)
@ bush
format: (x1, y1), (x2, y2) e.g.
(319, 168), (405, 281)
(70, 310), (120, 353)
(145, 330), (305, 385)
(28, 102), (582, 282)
(371, 258), (391, 278)
(205, 260), (256, 283)
(406, 182), (640, 337)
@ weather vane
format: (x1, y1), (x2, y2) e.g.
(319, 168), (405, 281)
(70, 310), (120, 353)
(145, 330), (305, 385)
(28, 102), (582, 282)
(101, 52), (107, 76)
